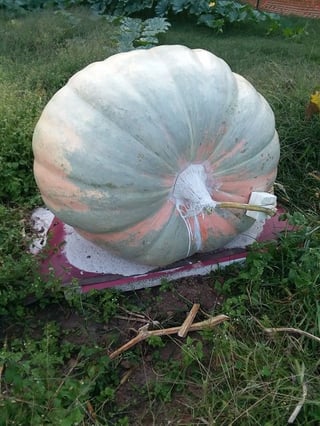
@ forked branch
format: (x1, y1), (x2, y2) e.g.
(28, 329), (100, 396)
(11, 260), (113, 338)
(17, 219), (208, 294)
(109, 313), (229, 359)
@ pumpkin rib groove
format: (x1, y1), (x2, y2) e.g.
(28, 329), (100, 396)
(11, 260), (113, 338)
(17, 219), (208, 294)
(156, 52), (197, 160)
(78, 201), (195, 266)
(206, 79), (276, 169)
(209, 128), (278, 179)
(67, 64), (185, 173)
(131, 52), (208, 165)
(150, 46), (238, 163)
(63, 86), (177, 177)
(212, 132), (279, 179)
(115, 69), (186, 167)
(34, 127), (173, 218)
(185, 51), (239, 161)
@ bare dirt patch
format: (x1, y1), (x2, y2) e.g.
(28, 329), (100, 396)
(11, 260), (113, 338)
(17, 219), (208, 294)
(23, 275), (224, 424)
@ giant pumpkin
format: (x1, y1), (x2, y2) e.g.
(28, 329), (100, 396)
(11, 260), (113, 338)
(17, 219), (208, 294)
(33, 45), (280, 266)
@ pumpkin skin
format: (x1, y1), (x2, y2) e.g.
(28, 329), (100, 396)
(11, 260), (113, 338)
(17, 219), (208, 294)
(33, 45), (280, 266)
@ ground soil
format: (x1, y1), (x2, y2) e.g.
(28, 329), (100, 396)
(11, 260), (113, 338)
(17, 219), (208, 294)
(107, 275), (224, 424)
(19, 274), (225, 424)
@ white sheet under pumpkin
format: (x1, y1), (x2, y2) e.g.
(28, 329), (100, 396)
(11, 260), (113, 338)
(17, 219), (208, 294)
(30, 205), (274, 277)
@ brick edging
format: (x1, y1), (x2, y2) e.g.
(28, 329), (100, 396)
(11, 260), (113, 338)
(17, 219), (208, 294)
(242, 0), (320, 18)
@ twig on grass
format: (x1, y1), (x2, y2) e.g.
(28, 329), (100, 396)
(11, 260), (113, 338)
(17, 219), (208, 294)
(288, 382), (308, 424)
(253, 317), (320, 344)
(114, 314), (160, 325)
(119, 306), (147, 319)
(109, 313), (229, 359)
(178, 303), (200, 337)
(308, 171), (320, 182)
(253, 318), (316, 423)
(52, 354), (80, 402)
(264, 326), (320, 344)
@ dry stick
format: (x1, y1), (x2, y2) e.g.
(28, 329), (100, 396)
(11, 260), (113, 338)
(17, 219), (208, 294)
(253, 317), (320, 344)
(288, 383), (308, 424)
(119, 306), (146, 319)
(109, 314), (229, 360)
(308, 171), (320, 182)
(263, 327), (320, 344)
(52, 355), (80, 402)
(254, 319), (314, 423)
(114, 314), (155, 324)
(178, 303), (200, 338)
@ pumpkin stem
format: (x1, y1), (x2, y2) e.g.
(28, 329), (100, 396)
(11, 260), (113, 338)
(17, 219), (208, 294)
(172, 164), (276, 218)
(216, 202), (277, 217)
(172, 164), (217, 218)
(172, 164), (276, 256)
(172, 164), (217, 256)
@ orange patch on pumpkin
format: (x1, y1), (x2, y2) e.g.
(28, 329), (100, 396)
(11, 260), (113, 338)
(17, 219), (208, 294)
(195, 143), (215, 162)
(198, 215), (209, 242)
(33, 108), (86, 177)
(34, 161), (90, 213)
(213, 169), (277, 202)
(78, 200), (175, 245)
(209, 138), (247, 169)
(199, 212), (237, 244)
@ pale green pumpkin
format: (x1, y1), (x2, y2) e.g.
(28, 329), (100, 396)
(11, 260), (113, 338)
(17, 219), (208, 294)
(33, 45), (280, 266)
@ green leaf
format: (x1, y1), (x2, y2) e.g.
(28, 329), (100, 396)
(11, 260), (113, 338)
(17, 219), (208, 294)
(155, 0), (170, 16)
(170, 0), (188, 14)
(116, 16), (170, 52)
(188, 0), (211, 15)
(54, 407), (84, 426)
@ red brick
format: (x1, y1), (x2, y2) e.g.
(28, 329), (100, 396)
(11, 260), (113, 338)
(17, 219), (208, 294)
(242, 0), (320, 18)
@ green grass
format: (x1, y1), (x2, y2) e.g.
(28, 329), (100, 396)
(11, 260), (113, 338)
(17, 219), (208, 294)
(0, 6), (320, 425)
(0, 8), (118, 204)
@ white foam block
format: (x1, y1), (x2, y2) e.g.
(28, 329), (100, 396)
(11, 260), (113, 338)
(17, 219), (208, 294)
(246, 192), (277, 221)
